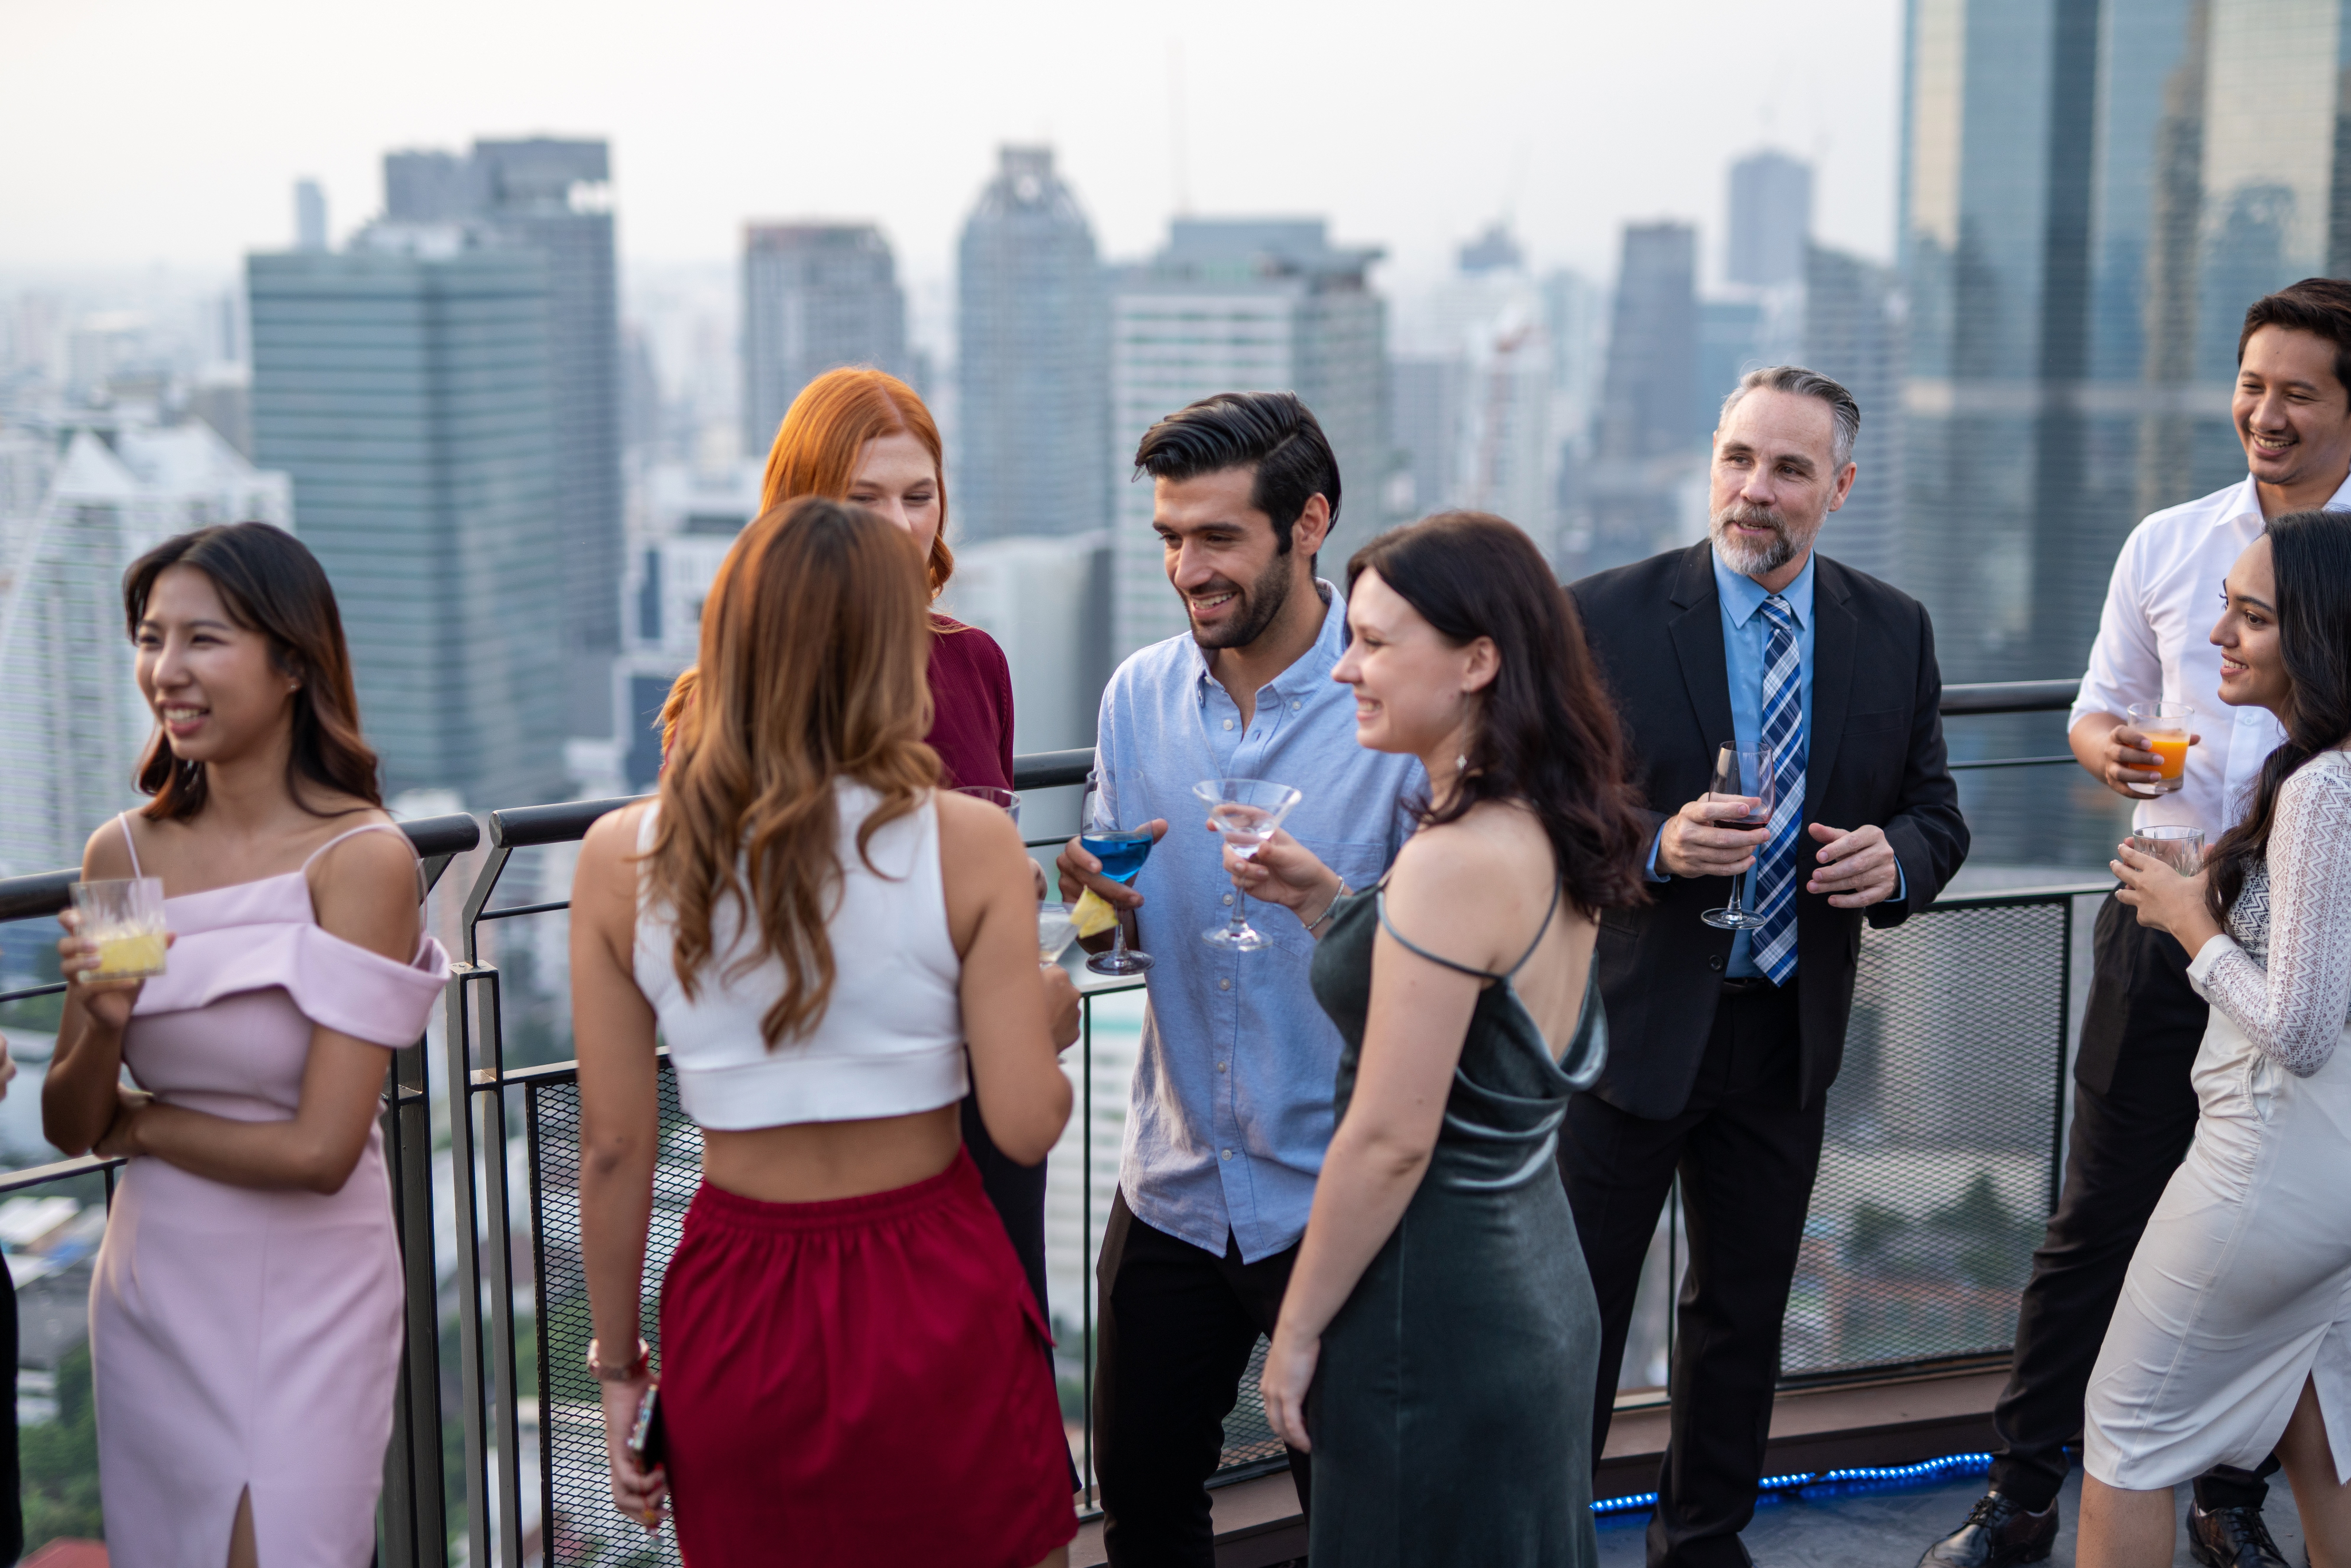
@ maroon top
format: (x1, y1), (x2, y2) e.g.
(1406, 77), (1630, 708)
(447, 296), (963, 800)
(925, 616), (1014, 791)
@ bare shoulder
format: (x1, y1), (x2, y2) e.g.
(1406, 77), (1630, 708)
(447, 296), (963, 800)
(1386, 814), (1520, 917)
(307, 816), (421, 958)
(576, 801), (654, 907)
(1391, 803), (1543, 892)
(81, 814), (137, 879)
(581, 799), (650, 865)
(932, 787), (1023, 866)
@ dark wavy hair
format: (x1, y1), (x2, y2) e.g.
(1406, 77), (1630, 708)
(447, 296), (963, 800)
(1132, 391), (1340, 558)
(122, 523), (382, 821)
(2206, 507), (2351, 921)
(1347, 511), (1650, 917)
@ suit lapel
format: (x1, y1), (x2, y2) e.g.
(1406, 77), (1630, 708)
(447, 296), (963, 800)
(1805, 556), (1859, 810)
(1665, 544), (1737, 758)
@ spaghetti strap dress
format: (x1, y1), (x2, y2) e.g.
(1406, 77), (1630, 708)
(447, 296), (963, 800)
(91, 817), (451, 1568)
(1305, 880), (1608, 1567)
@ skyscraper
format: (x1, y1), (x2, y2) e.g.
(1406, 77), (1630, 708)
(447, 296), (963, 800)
(248, 239), (567, 809)
(1579, 221), (1702, 575)
(1805, 243), (1904, 583)
(0, 416), (290, 877)
(740, 224), (907, 460)
(294, 180), (327, 252)
(1727, 150), (1814, 288)
(1107, 219), (1387, 657)
(1899, 0), (2351, 863)
(381, 138), (625, 744)
(956, 146), (1108, 542)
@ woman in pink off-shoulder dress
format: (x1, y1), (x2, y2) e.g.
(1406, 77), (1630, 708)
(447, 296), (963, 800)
(45, 522), (449, 1568)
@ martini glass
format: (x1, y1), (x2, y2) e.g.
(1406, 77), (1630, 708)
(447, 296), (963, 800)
(1037, 901), (1078, 963)
(1195, 778), (1305, 950)
(1080, 827), (1156, 975)
(1699, 741), (1776, 931)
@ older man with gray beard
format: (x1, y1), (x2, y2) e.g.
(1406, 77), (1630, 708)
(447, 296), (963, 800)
(1562, 367), (1970, 1568)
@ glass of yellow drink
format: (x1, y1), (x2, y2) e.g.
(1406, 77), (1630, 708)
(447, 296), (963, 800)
(71, 877), (169, 983)
(2126, 701), (2194, 794)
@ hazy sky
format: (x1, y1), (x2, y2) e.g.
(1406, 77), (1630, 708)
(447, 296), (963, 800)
(1, 0), (1904, 287)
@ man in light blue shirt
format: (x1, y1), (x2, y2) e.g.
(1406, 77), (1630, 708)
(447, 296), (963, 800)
(1058, 391), (1419, 1566)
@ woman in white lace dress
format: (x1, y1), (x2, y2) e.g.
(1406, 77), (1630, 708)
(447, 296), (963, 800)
(2079, 508), (2351, 1566)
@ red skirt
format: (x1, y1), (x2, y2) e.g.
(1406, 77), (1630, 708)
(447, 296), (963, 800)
(658, 1148), (1077, 1567)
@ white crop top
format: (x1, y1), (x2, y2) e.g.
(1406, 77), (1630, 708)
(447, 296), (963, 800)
(633, 785), (967, 1130)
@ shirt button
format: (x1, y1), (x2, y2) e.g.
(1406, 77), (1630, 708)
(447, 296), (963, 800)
(1222, 893), (1233, 906)
(1223, 718), (1234, 730)
(1221, 1148), (1232, 1160)
(1290, 699), (1301, 711)
(1219, 976), (1231, 991)
(1218, 1061), (1228, 1072)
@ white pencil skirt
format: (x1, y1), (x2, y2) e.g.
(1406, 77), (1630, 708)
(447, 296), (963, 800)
(2085, 1009), (2351, 1489)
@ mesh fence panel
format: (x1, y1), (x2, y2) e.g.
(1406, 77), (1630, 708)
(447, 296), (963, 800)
(520, 892), (2070, 1548)
(1783, 896), (2069, 1375)
(531, 1066), (696, 1567)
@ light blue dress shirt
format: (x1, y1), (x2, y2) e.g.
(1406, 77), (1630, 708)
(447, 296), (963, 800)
(1645, 547), (1900, 977)
(1091, 583), (1422, 1262)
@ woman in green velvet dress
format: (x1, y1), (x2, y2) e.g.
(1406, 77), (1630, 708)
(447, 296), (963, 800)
(1227, 511), (1651, 1566)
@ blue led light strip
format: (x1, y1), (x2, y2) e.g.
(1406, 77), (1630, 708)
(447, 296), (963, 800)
(1590, 1451), (1995, 1516)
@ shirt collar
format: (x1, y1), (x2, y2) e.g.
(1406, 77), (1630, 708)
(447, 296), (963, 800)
(2213, 467), (2351, 528)
(1190, 579), (1346, 702)
(1710, 545), (1815, 631)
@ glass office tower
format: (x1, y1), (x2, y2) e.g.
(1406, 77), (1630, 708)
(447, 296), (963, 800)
(1899, 0), (2351, 864)
(956, 146), (1108, 542)
(249, 242), (568, 809)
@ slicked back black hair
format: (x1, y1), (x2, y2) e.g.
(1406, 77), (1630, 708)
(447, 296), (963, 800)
(1131, 391), (1341, 557)
(2239, 277), (2351, 398)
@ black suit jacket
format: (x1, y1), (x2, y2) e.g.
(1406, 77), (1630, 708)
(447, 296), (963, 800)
(1569, 542), (1970, 1120)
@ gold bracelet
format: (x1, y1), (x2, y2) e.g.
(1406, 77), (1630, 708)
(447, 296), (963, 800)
(586, 1336), (650, 1383)
(1303, 881), (1352, 933)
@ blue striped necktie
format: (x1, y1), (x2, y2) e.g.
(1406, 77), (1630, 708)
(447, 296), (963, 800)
(1751, 595), (1807, 984)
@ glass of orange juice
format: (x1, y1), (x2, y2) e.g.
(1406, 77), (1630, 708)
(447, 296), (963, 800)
(2126, 701), (2194, 794)
(71, 877), (169, 982)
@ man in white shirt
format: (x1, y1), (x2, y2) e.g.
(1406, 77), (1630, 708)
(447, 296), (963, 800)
(1920, 277), (2351, 1568)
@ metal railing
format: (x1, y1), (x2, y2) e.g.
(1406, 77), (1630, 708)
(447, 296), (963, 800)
(0, 680), (2100, 1563)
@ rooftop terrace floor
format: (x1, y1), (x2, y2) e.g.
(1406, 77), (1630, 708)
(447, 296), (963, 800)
(1596, 1464), (2310, 1567)
(1087, 1465), (2321, 1566)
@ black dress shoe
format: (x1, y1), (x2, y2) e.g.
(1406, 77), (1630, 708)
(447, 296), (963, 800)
(2187, 1502), (2289, 1568)
(1915, 1491), (2058, 1568)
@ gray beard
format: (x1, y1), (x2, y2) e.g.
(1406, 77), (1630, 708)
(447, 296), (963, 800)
(1710, 509), (1811, 577)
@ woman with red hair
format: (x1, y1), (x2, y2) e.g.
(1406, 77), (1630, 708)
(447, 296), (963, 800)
(754, 367), (1078, 1399)
(760, 368), (1011, 795)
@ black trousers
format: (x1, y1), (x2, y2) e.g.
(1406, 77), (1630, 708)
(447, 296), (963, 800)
(1562, 977), (1824, 1568)
(963, 1093), (1051, 1324)
(1095, 1189), (1312, 1568)
(961, 1093), (1079, 1492)
(1987, 892), (2275, 1513)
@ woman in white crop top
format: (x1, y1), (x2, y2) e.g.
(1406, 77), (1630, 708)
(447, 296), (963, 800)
(568, 496), (1077, 1566)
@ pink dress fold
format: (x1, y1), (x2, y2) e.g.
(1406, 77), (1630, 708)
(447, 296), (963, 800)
(91, 821), (449, 1567)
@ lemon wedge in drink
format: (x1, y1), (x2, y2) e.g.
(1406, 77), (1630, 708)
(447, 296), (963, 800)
(94, 930), (168, 979)
(1071, 888), (1119, 940)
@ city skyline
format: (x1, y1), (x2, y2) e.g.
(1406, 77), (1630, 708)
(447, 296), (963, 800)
(0, 0), (1903, 289)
